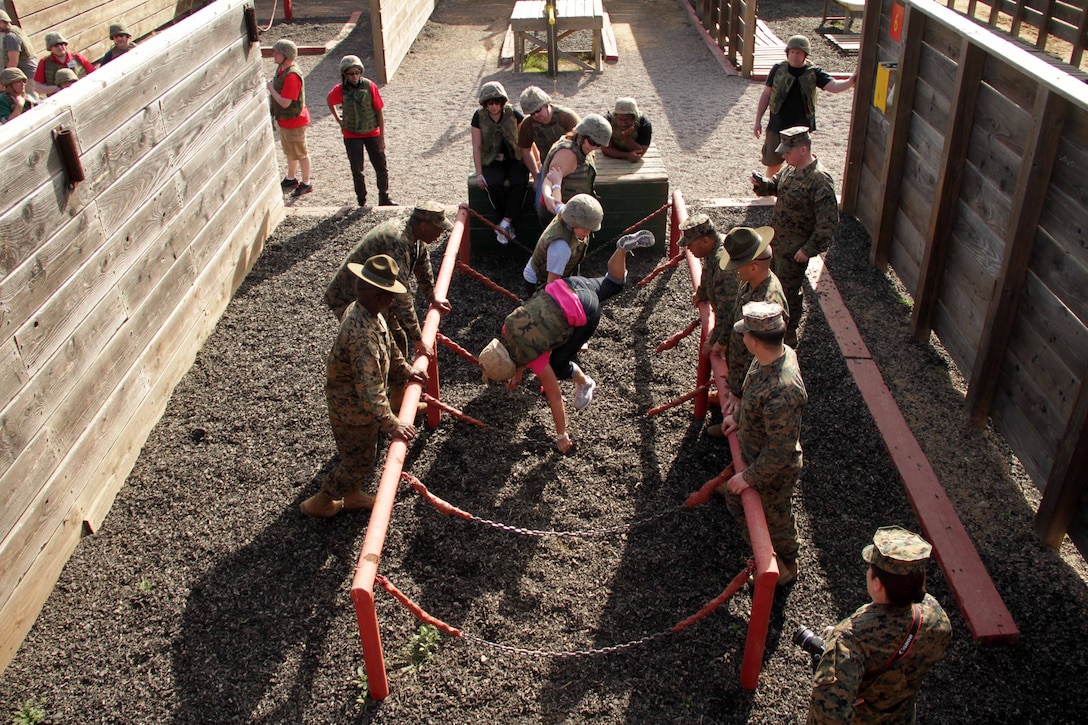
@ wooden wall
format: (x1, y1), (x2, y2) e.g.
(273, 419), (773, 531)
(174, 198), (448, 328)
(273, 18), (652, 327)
(842, 0), (1088, 553)
(0, 0), (283, 673)
(369, 0), (438, 84)
(4, 0), (208, 66)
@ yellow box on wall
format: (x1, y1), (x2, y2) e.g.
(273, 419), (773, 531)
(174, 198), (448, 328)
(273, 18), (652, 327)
(874, 62), (898, 114)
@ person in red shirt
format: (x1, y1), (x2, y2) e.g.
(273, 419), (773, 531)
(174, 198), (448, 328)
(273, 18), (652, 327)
(267, 39), (312, 196)
(326, 55), (394, 208)
(34, 32), (93, 96)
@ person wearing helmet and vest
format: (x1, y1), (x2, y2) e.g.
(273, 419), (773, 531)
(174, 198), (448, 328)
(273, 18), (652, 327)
(601, 97), (652, 163)
(327, 55), (394, 208)
(807, 526), (952, 724)
(753, 34), (856, 177)
(0, 67), (33, 123)
(537, 112), (611, 227)
(99, 23), (135, 66)
(34, 32), (94, 96)
(268, 39), (313, 196)
(479, 234), (653, 453)
(471, 80), (529, 246)
(1, 10), (38, 95)
(517, 85), (580, 202)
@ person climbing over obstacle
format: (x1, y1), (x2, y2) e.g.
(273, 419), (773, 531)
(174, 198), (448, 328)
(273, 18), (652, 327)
(536, 113), (612, 227)
(478, 234), (654, 453)
(752, 34), (857, 177)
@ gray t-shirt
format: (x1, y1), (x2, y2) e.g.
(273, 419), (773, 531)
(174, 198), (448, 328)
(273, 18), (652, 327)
(3, 28), (38, 80)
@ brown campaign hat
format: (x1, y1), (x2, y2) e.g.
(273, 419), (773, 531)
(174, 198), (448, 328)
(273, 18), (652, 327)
(722, 226), (774, 270)
(348, 254), (407, 294)
(863, 526), (933, 575)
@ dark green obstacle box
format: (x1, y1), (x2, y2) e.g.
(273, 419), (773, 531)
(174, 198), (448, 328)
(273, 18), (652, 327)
(466, 144), (669, 259)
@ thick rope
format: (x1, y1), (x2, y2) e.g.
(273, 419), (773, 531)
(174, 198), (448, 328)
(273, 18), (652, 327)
(463, 205), (537, 255)
(582, 201), (672, 261)
(637, 251), (686, 287)
(646, 382), (711, 418)
(436, 332), (480, 365)
(456, 260), (521, 302)
(655, 318), (700, 353)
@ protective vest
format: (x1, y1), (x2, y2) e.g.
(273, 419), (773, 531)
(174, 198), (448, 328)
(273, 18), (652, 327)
(341, 79), (379, 135)
(530, 215), (589, 285)
(271, 65), (304, 120)
(770, 62), (818, 120)
(478, 106), (521, 165)
(44, 54), (87, 86)
(530, 104), (574, 158)
(7, 26), (35, 63)
(541, 135), (595, 202)
(502, 290), (572, 366)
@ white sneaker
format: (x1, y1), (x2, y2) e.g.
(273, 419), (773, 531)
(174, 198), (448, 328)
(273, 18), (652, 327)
(616, 229), (655, 250)
(574, 376), (596, 410)
(496, 222), (515, 245)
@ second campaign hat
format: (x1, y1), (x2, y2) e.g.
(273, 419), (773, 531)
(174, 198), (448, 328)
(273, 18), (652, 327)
(722, 226), (774, 270)
(348, 255), (407, 294)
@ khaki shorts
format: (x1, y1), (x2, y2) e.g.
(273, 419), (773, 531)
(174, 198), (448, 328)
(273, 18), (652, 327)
(761, 128), (784, 167)
(279, 125), (309, 161)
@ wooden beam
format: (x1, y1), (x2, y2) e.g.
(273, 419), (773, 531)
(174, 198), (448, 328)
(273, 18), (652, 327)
(841, 0), (885, 217)
(909, 39), (985, 340)
(870, 4), (924, 270)
(965, 88), (1069, 423)
(1035, 372), (1088, 548)
(1071, 2), (1088, 67)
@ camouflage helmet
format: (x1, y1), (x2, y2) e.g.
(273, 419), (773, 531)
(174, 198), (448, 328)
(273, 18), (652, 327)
(0, 67), (27, 86)
(478, 80), (508, 105)
(0, 10), (11, 23)
(519, 85), (550, 115)
(786, 35), (810, 55)
(560, 194), (604, 232)
(272, 39), (298, 60)
(575, 113), (612, 147)
(339, 54), (364, 75)
(109, 23), (131, 38)
(45, 32), (69, 48)
(54, 68), (79, 86)
(613, 97), (639, 116)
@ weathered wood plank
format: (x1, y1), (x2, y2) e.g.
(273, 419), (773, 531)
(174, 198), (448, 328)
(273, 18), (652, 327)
(1033, 195), (1088, 324)
(890, 207), (925, 291)
(1035, 364), (1088, 547)
(0, 108), (70, 223)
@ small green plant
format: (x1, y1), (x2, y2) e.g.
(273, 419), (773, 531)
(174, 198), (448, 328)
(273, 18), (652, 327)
(397, 624), (441, 672)
(352, 666), (371, 706)
(11, 697), (47, 725)
(135, 578), (154, 593)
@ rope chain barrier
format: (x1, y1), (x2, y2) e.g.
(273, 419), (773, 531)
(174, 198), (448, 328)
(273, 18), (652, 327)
(455, 260), (521, 302)
(646, 382), (711, 418)
(376, 561), (755, 659)
(435, 332), (480, 366)
(463, 205), (538, 256)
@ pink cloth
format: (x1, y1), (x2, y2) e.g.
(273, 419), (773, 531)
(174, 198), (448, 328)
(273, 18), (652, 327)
(544, 279), (587, 327)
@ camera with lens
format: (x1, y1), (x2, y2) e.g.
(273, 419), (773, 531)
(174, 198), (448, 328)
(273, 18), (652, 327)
(793, 626), (826, 672)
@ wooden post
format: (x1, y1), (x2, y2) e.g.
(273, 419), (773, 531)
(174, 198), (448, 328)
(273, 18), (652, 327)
(840, 0), (883, 215)
(546, 0), (558, 76)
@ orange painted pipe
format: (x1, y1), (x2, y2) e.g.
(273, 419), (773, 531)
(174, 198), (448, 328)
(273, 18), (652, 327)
(350, 206), (468, 700)
(673, 190), (713, 421)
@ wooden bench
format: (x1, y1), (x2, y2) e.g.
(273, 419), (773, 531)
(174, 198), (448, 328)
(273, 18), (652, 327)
(821, 0), (865, 32)
(466, 143), (669, 256)
(509, 0), (604, 72)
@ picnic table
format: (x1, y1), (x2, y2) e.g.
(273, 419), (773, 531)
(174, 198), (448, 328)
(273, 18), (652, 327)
(510, 0), (604, 73)
(822, 0), (866, 32)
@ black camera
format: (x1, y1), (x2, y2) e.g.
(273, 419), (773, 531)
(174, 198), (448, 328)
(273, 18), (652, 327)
(793, 626), (826, 671)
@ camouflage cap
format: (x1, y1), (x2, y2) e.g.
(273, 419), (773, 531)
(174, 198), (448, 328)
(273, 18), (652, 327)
(479, 338), (516, 383)
(109, 23), (131, 37)
(722, 226), (774, 270)
(613, 97), (639, 116)
(347, 254), (407, 294)
(678, 213), (719, 247)
(863, 526), (932, 576)
(54, 68), (79, 85)
(411, 201), (453, 231)
(733, 300), (787, 335)
(0, 67), (27, 86)
(775, 126), (811, 153)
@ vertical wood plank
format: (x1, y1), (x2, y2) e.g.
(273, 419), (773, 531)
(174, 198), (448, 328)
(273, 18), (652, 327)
(1035, 375), (1088, 547)
(909, 39), (984, 339)
(870, 4), (925, 270)
(965, 88), (1069, 422)
(841, 0), (885, 216)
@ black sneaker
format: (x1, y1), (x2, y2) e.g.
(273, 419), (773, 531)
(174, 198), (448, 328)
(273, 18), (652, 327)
(378, 194), (396, 206)
(280, 177), (298, 190)
(292, 182), (313, 196)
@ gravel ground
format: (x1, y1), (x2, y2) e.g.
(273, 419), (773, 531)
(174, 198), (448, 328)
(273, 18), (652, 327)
(1, 0), (1086, 723)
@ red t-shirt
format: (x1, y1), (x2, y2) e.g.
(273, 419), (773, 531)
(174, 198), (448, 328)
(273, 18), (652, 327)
(275, 69), (310, 128)
(34, 51), (95, 83)
(326, 81), (384, 138)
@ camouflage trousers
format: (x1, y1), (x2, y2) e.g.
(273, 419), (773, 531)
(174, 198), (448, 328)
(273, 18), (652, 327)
(725, 473), (800, 563)
(773, 252), (807, 337)
(323, 385), (407, 498)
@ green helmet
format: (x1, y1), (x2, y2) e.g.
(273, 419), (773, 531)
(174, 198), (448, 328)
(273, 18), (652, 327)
(273, 39), (298, 60)
(478, 81), (508, 105)
(340, 55), (364, 75)
(519, 85), (550, 114)
(560, 194), (604, 232)
(786, 35), (810, 55)
(575, 113), (612, 147)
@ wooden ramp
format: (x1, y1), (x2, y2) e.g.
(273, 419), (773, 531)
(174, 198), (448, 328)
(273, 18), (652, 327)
(821, 30), (861, 53)
(750, 19), (787, 81)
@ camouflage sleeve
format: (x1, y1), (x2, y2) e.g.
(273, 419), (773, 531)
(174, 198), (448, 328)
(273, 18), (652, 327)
(324, 268), (352, 313)
(708, 269), (738, 347)
(808, 628), (865, 724)
(804, 172), (839, 258)
(694, 263), (710, 304)
(742, 391), (803, 492)
(753, 176), (779, 197)
(725, 330), (748, 394)
(388, 334), (413, 388)
(414, 244), (436, 303)
(389, 291), (422, 342)
(349, 325), (400, 433)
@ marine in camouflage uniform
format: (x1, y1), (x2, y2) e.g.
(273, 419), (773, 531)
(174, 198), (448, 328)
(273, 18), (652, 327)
(723, 301), (807, 581)
(808, 526), (952, 724)
(679, 214), (740, 350)
(324, 202), (452, 356)
(752, 126), (838, 343)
